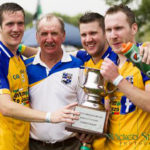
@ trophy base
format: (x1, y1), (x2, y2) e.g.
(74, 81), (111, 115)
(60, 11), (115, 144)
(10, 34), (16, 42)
(65, 125), (107, 137)
(65, 105), (109, 137)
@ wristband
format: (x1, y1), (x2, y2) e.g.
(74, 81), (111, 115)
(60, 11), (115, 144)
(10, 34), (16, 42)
(45, 112), (51, 123)
(113, 75), (123, 86)
(18, 44), (26, 54)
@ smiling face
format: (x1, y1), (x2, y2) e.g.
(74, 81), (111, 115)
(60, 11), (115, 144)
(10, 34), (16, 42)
(36, 17), (65, 56)
(79, 20), (107, 57)
(105, 11), (137, 53)
(0, 11), (24, 51)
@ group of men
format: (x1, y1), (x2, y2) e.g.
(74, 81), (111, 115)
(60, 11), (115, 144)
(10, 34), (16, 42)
(0, 3), (82, 150)
(1, 2), (150, 150)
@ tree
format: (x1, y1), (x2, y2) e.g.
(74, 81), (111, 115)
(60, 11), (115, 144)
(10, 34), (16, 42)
(25, 11), (33, 27)
(135, 0), (150, 41)
(53, 13), (82, 27)
(33, 0), (42, 21)
(105, 0), (134, 5)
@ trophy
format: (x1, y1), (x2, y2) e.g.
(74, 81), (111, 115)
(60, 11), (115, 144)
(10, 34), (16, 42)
(66, 67), (116, 137)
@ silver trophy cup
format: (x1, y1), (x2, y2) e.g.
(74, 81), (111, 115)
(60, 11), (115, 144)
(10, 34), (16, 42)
(66, 67), (116, 136)
(80, 67), (115, 109)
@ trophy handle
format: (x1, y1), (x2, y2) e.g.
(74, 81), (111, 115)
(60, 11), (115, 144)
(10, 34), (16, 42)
(103, 110), (110, 133)
(105, 82), (117, 94)
(78, 66), (86, 89)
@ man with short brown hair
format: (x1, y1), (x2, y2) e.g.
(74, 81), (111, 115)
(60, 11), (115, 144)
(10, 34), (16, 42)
(0, 3), (79, 150)
(100, 4), (150, 149)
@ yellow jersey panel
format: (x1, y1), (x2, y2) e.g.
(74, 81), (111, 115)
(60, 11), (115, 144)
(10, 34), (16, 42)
(84, 58), (103, 69)
(76, 47), (118, 150)
(0, 41), (30, 150)
(105, 61), (150, 150)
(84, 59), (107, 150)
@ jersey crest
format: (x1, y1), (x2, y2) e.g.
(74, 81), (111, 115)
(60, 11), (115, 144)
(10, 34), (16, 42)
(120, 96), (136, 114)
(61, 72), (72, 84)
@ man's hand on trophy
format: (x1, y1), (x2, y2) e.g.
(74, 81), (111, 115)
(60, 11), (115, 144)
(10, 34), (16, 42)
(50, 102), (80, 123)
(76, 133), (96, 144)
(101, 58), (124, 87)
(100, 58), (119, 83)
(139, 42), (150, 64)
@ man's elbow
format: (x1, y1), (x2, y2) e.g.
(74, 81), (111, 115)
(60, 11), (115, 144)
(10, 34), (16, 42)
(145, 106), (150, 113)
(0, 95), (15, 117)
(0, 104), (13, 117)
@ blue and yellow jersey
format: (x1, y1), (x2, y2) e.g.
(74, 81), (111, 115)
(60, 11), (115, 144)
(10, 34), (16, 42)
(0, 41), (30, 150)
(76, 47), (118, 150)
(105, 60), (150, 150)
(76, 47), (118, 68)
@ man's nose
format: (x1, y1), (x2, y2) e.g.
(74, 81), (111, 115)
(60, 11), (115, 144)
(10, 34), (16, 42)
(86, 35), (93, 42)
(46, 34), (53, 42)
(12, 24), (20, 31)
(110, 30), (118, 39)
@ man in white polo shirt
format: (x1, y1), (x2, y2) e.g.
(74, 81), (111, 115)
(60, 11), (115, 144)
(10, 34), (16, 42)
(25, 13), (86, 150)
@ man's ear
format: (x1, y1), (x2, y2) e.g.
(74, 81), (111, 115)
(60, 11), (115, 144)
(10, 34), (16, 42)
(131, 23), (138, 35)
(0, 26), (2, 33)
(36, 32), (40, 44)
(62, 31), (66, 43)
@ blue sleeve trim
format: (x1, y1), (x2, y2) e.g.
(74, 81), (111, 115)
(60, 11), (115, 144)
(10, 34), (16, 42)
(103, 47), (118, 65)
(141, 71), (150, 84)
(25, 57), (34, 66)
(0, 50), (9, 89)
(76, 50), (91, 63)
(26, 64), (47, 85)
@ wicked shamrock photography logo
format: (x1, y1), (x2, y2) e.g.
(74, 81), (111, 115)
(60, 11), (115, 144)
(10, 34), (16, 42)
(106, 133), (150, 145)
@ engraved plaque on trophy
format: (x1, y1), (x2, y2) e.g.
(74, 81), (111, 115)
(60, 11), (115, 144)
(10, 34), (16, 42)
(66, 67), (116, 137)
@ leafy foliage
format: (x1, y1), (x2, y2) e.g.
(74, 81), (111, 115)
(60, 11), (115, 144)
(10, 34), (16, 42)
(106, 0), (134, 5)
(53, 12), (82, 27)
(24, 10), (82, 28)
(25, 11), (33, 26)
(135, 0), (150, 41)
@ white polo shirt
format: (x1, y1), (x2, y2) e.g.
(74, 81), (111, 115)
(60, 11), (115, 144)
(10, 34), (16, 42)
(25, 49), (86, 143)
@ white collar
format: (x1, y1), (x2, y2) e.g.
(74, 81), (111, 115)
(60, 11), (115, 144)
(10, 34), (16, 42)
(61, 48), (72, 63)
(33, 48), (72, 75)
(33, 49), (48, 68)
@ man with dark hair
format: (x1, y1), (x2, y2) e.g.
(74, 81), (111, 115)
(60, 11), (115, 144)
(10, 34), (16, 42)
(0, 3), (80, 150)
(76, 11), (118, 150)
(77, 12), (118, 70)
(0, 2), (25, 25)
(100, 4), (150, 149)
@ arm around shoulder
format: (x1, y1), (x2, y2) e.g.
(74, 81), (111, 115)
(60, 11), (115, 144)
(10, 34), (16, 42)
(19, 44), (38, 58)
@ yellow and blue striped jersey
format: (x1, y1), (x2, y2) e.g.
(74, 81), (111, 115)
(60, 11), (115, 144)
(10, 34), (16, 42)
(76, 47), (118, 150)
(105, 60), (150, 150)
(0, 41), (30, 150)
